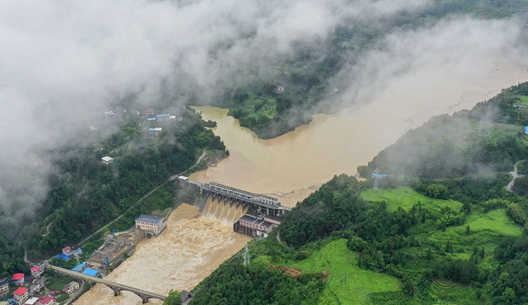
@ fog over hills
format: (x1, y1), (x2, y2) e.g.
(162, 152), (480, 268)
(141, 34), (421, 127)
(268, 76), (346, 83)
(0, 0), (527, 224)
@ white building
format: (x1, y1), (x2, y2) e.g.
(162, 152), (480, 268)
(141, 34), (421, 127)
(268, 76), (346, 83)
(135, 215), (167, 236)
(101, 156), (113, 165)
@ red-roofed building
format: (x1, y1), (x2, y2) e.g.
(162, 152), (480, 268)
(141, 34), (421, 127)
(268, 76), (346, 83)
(37, 296), (57, 305)
(30, 266), (43, 278)
(11, 273), (25, 285)
(13, 287), (29, 304)
(62, 246), (71, 255)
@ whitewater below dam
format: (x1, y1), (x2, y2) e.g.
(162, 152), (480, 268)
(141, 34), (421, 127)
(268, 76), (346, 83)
(75, 54), (528, 304)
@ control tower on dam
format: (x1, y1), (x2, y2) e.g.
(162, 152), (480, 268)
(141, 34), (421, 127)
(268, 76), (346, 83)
(176, 176), (291, 218)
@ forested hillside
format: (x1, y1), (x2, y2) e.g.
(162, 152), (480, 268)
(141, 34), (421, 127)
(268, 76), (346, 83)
(0, 107), (226, 277)
(207, 0), (528, 138)
(186, 83), (528, 305)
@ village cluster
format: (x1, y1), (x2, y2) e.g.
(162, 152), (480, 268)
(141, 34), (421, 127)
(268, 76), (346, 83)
(0, 259), (79, 305)
(99, 108), (184, 166)
(0, 214), (170, 305)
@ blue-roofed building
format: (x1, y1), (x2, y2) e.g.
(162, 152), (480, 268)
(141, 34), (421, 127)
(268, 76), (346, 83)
(72, 262), (86, 272)
(524, 126), (528, 135)
(82, 268), (99, 277)
(135, 215), (167, 236)
(156, 114), (171, 122)
(147, 117), (156, 121)
(56, 253), (70, 261)
(73, 248), (83, 256)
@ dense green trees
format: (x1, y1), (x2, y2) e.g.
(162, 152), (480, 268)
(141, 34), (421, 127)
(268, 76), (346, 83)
(0, 107), (227, 273)
(191, 263), (324, 305)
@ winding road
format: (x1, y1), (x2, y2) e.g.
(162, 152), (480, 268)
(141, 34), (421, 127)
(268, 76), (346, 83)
(506, 160), (525, 192)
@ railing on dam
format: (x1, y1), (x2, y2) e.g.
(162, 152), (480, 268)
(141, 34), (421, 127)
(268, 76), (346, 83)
(50, 265), (166, 302)
(200, 182), (291, 212)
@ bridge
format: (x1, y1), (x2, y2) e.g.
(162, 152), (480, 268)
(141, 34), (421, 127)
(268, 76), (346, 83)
(177, 177), (291, 218)
(51, 265), (166, 303)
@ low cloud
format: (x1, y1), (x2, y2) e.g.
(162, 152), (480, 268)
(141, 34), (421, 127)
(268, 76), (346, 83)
(2, 0), (526, 224)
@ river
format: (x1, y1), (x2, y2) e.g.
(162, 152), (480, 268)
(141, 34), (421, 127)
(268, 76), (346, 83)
(74, 54), (527, 304)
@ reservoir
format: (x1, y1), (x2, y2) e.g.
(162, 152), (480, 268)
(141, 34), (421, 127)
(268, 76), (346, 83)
(74, 54), (527, 304)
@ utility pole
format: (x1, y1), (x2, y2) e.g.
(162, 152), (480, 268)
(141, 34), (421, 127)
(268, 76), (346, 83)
(243, 243), (250, 266)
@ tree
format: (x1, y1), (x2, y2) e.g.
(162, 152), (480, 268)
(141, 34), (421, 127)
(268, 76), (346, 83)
(466, 225), (471, 235)
(164, 290), (181, 305)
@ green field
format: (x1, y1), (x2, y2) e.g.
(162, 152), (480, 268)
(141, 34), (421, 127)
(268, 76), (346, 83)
(427, 209), (523, 254)
(361, 187), (463, 215)
(288, 239), (401, 305)
(517, 95), (528, 105)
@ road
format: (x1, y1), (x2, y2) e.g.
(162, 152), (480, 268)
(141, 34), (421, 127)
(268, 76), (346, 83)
(50, 265), (166, 301)
(79, 148), (208, 246)
(506, 160), (525, 192)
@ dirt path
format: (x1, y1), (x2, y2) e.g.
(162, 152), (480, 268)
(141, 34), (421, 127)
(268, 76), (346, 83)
(506, 160), (525, 192)
(41, 221), (54, 237)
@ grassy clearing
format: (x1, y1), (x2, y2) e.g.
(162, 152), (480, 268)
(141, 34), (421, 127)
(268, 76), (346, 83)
(517, 95), (528, 105)
(428, 280), (477, 305)
(427, 209), (522, 255)
(361, 187), (463, 215)
(288, 239), (401, 305)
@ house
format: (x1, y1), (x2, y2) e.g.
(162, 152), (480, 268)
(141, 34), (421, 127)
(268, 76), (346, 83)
(101, 156), (114, 165)
(147, 117), (156, 122)
(72, 262), (86, 272)
(30, 266), (44, 278)
(81, 269), (98, 277)
(156, 114), (171, 122)
(29, 282), (43, 294)
(0, 277), (9, 298)
(148, 128), (162, 137)
(37, 296), (57, 305)
(104, 111), (116, 116)
(144, 108), (155, 117)
(24, 297), (39, 305)
(11, 273), (25, 286)
(169, 115), (176, 120)
(55, 253), (70, 261)
(13, 287), (29, 305)
(72, 248), (83, 257)
(135, 215), (167, 236)
(277, 86), (285, 94)
(234, 214), (277, 238)
(63, 281), (79, 295)
(92, 145), (103, 152)
(62, 246), (72, 255)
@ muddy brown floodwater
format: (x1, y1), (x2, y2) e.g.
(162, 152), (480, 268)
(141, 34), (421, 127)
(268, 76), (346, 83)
(75, 54), (527, 304)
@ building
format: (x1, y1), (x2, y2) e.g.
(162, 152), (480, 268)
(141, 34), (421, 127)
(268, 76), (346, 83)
(524, 126), (528, 135)
(81, 269), (98, 277)
(37, 296), (57, 305)
(147, 117), (156, 122)
(29, 278), (45, 295)
(63, 281), (80, 295)
(156, 114), (171, 122)
(148, 128), (162, 137)
(62, 246), (72, 255)
(11, 273), (25, 286)
(101, 156), (114, 165)
(277, 86), (285, 94)
(0, 277), (9, 298)
(135, 215), (167, 236)
(233, 214), (277, 238)
(13, 287), (29, 305)
(24, 297), (39, 305)
(144, 108), (155, 117)
(30, 266), (44, 278)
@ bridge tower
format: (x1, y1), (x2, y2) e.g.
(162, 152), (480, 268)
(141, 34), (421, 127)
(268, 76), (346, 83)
(243, 243), (250, 266)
